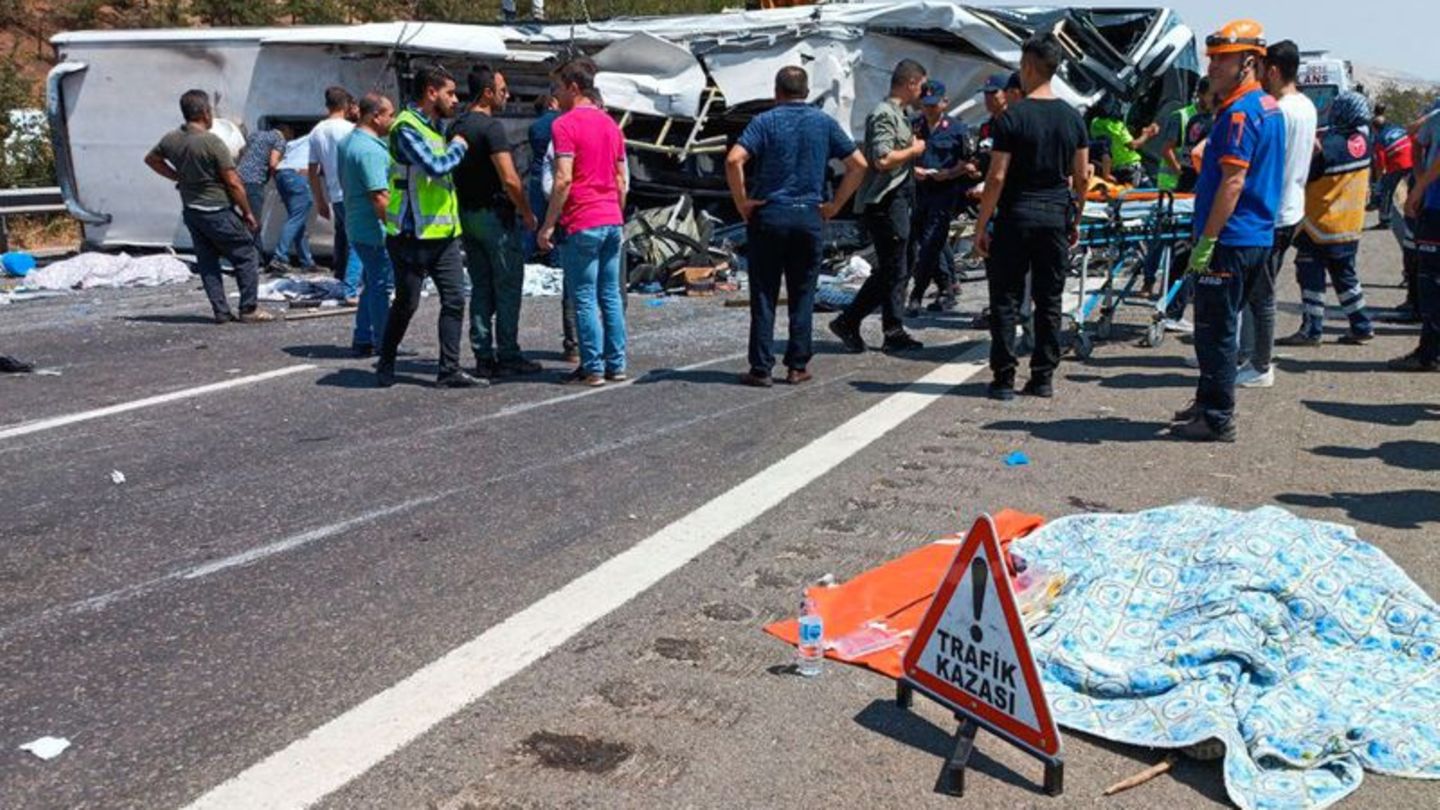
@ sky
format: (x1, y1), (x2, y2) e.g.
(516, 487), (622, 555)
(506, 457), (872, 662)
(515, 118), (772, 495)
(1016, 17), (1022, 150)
(966, 1), (1440, 82)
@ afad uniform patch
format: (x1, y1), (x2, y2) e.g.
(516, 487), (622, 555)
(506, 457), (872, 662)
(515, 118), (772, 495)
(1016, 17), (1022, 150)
(1348, 133), (1368, 159)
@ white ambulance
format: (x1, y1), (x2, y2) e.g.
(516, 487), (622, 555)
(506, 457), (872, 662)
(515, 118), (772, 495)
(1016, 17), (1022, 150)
(1297, 51), (1354, 124)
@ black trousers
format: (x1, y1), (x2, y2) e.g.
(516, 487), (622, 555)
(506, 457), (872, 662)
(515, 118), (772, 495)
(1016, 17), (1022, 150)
(382, 235), (466, 376)
(986, 220), (1068, 384)
(182, 207), (260, 317)
(747, 205), (824, 373)
(841, 188), (912, 335)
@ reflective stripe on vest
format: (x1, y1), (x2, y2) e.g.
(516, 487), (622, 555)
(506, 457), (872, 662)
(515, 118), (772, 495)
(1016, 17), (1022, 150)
(385, 108), (461, 239)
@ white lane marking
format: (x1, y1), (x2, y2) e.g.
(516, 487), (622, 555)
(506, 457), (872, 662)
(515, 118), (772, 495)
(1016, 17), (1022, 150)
(1, 367), (852, 640)
(184, 343), (988, 810)
(0, 365), (318, 441)
(0, 496), (441, 641)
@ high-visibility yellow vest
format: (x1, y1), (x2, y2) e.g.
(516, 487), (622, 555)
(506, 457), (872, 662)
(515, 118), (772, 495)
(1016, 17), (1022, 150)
(385, 108), (460, 239)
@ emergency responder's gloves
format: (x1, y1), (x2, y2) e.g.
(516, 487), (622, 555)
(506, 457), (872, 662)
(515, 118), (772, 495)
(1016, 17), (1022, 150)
(1188, 235), (1217, 274)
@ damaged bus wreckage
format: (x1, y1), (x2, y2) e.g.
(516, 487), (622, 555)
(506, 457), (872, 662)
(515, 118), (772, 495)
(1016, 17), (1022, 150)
(47, 1), (1198, 283)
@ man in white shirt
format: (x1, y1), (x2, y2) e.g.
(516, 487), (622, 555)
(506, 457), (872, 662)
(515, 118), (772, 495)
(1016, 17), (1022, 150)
(308, 86), (362, 304)
(1241, 40), (1316, 387)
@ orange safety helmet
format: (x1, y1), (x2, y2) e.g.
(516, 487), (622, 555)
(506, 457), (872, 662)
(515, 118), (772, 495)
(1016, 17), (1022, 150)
(1205, 19), (1267, 57)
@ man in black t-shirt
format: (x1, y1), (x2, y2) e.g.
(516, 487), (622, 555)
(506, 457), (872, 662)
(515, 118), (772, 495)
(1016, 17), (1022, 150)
(974, 35), (1088, 400)
(451, 65), (541, 378)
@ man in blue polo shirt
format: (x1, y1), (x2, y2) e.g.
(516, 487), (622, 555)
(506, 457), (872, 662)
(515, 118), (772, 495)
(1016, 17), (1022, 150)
(726, 66), (867, 386)
(1171, 20), (1285, 442)
(906, 79), (979, 315)
(336, 92), (397, 357)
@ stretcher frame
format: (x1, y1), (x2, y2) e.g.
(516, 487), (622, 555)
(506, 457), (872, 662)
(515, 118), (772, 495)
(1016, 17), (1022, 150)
(1068, 190), (1193, 359)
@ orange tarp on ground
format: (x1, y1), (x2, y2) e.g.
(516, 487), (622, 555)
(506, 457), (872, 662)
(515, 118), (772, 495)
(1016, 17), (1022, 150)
(763, 509), (1045, 679)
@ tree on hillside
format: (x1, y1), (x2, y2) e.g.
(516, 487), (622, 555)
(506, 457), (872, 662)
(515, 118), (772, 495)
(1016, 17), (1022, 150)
(1374, 83), (1437, 128)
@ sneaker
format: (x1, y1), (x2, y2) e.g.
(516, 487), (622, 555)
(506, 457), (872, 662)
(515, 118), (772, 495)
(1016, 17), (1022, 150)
(738, 370), (773, 388)
(1172, 400), (1201, 422)
(376, 363), (396, 388)
(829, 318), (866, 353)
(604, 369), (628, 382)
(1337, 331), (1374, 345)
(237, 309), (276, 324)
(905, 299), (923, 318)
(265, 259), (292, 275)
(1387, 351), (1440, 372)
(1162, 317), (1194, 334)
(1276, 331), (1322, 347)
(1236, 364), (1274, 388)
(565, 369), (605, 387)
(881, 331), (925, 353)
(785, 368), (813, 385)
(437, 370), (488, 389)
(1021, 378), (1054, 398)
(988, 381), (1015, 401)
(497, 358), (545, 377)
(1170, 416), (1236, 443)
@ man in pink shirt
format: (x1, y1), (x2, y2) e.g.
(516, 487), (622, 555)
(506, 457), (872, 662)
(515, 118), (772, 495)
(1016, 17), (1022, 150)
(538, 58), (629, 386)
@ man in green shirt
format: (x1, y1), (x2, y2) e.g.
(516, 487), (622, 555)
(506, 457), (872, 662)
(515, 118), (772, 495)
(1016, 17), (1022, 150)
(1089, 96), (1160, 187)
(144, 89), (272, 324)
(830, 58), (929, 354)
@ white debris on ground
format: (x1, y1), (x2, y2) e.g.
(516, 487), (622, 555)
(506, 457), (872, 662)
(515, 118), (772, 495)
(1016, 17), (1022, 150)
(18, 736), (71, 761)
(20, 253), (192, 292)
(814, 254), (871, 312)
(257, 276), (347, 303)
(110, 470), (126, 485)
(523, 263), (563, 297)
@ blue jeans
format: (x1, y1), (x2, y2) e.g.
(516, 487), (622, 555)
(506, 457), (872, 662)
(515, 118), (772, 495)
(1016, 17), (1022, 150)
(273, 169), (314, 267)
(351, 242), (394, 350)
(244, 181), (268, 256)
(524, 175), (555, 266)
(562, 224), (626, 375)
(747, 204), (823, 374)
(1294, 240), (1372, 339)
(332, 201), (364, 297)
(1194, 245), (1268, 431)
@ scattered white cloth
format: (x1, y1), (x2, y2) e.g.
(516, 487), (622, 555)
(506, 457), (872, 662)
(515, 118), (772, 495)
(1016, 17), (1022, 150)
(837, 255), (871, 285)
(19, 736), (70, 760)
(21, 253), (192, 291)
(257, 276), (347, 302)
(110, 470), (126, 485)
(523, 263), (563, 297)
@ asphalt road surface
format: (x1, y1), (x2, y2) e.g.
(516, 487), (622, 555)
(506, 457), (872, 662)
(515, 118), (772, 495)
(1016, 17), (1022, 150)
(2, 225), (1436, 810)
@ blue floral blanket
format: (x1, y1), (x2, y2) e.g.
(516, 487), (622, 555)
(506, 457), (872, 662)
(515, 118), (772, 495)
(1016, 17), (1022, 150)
(1016, 505), (1440, 809)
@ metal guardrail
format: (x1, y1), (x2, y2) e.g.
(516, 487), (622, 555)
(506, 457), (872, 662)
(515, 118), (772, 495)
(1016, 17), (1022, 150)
(0, 186), (68, 252)
(0, 186), (66, 215)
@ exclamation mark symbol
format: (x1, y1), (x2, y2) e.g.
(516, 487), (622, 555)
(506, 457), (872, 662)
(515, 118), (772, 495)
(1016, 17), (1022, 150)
(970, 557), (988, 643)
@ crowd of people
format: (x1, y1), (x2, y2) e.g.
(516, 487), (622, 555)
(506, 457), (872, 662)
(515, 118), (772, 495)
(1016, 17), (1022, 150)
(146, 57), (627, 388)
(143, 19), (1439, 442)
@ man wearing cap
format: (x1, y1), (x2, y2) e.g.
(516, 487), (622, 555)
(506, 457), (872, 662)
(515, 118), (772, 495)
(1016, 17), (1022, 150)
(1170, 20), (1286, 442)
(829, 59), (929, 354)
(907, 79), (979, 315)
(974, 72), (1016, 192)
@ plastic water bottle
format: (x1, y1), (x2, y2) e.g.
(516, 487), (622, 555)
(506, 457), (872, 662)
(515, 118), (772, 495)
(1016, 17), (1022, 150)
(796, 596), (824, 677)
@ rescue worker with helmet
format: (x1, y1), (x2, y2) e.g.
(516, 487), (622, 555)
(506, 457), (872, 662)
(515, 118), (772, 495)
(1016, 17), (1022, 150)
(1170, 20), (1286, 442)
(378, 64), (484, 389)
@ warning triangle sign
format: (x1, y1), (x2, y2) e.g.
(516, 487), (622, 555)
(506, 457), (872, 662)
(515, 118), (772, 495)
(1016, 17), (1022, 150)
(902, 514), (1061, 758)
